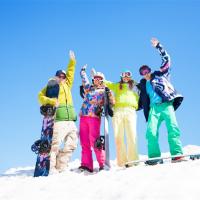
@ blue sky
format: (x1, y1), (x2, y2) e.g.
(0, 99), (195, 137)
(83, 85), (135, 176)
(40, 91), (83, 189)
(0, 0), (200, 173)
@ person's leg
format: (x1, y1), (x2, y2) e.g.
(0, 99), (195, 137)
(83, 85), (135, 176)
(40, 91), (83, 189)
(162, 103), (183, 156)
(89, 117), (105, 168)
(56, 121), (78, 172)
(50, 121), (62, 172)
(112, 108), (127, 167)
(124, 108), (139, 163)
(146, 106), (162, 158)
(79, 116), (93, 171)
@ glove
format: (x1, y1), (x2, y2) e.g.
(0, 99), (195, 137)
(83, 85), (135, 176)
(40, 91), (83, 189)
(91, 68), (96, 78)
(81, 64), (87, 71)
(69, 50), (76, 61)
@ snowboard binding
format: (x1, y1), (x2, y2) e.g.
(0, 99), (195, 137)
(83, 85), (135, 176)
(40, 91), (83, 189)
(31, 139), (51, 154)
(40, 105), (56, 117)
(95, 136), (105, 150)
(190, 154), (200, 160)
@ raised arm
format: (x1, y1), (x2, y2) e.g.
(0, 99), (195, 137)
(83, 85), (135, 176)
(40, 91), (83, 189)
(151, 38), (171, 73)
(65, 50), (76, 88)
(80, 64), (90, 88)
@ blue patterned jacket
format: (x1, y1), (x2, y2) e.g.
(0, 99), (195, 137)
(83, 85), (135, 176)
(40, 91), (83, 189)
(137, 43), (184, 121)
(79, 69), (105, 118)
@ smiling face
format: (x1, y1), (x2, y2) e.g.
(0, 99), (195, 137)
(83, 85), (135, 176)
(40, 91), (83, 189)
(139, 65), (152, 80)
(143, 72), (151, 80)
(122, 76), (131, 83)
(58, 73), (66, 83)
(93, 76), (103, 87)
(121, 71), (132, 83)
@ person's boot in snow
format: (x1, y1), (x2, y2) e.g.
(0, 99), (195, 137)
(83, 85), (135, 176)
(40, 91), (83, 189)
(49, 168), (59, 175)
(145, 159), (164, 166)
(99, 164), (111, 171)
(171, 156), (186, 163)
(78, 166), (93, 173)
(125, 164), (131, 168)
(99, 166), (104, 171)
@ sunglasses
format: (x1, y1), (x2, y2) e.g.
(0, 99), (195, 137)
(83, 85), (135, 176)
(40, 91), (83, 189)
(58, 75), (66, 79)
(141, 69), (150, 76)
(121, 72), (132, 78)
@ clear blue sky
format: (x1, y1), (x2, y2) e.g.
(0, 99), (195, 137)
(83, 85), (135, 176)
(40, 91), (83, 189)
(0, 0), (200, 173)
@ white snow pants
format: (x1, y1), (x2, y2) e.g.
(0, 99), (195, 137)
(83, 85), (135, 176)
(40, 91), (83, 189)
(50, 121), (78, 172)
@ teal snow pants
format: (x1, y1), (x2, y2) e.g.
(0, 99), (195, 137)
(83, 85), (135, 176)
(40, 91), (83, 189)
(146, 102), (183, 158)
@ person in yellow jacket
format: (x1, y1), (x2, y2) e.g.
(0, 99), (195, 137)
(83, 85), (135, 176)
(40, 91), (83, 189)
(38, 50), (78, 173)
(105, 70), (139, 167)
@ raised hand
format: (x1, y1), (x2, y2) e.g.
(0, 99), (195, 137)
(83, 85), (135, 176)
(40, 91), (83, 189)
(91, 68), (96, 78)
(151, 38), (159, 47)
(69, 50), (76, 61)
(81, 64), (87, 71)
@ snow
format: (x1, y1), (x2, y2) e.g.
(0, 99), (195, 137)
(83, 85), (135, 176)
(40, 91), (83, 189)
(1, 145), (200, 200)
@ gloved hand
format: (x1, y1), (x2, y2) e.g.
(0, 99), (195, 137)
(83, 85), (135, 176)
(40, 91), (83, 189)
(81, 64), (87, 71)
(80, 64), (87, 77)
(91, 68), (96, 78)
(151, 38), (159, 47)
(69, 50), (76, 61)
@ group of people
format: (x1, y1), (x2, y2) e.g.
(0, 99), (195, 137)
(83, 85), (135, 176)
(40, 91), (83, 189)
(38, 38), (184, 174)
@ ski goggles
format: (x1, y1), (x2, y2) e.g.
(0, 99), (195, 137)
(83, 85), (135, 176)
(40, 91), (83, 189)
(121, 71), (132, 78)
(93, 76), (104, 81)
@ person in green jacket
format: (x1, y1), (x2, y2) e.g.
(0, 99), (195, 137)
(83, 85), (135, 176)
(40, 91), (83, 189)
(105, 70), (139, 167)
(38, 50), (78, 173)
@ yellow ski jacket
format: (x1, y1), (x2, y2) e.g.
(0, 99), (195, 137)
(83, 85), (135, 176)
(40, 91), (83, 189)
(38, 59), (77, 121)
(104, 80), (139, 110)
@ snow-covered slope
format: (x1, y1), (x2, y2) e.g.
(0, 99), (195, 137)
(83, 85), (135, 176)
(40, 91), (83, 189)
(1, 145), (200, 200)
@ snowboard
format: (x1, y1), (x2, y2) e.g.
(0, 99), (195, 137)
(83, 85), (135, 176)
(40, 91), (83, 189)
(32, 78), (59, 177)
(125, 153), (200, 166)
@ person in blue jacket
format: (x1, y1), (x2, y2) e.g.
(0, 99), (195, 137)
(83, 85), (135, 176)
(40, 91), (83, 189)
(137, 38), (184, 165)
